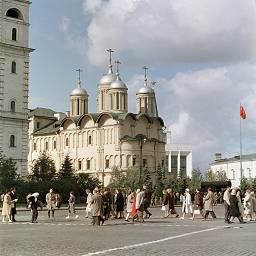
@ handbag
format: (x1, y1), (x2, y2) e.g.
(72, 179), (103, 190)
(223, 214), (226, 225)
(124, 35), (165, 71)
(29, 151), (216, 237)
(161, 205), (168, 211)
(194, 209), (201, 215)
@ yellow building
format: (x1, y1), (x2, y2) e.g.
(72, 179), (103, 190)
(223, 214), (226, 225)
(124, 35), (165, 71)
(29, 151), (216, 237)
(28, 51), (166, 185)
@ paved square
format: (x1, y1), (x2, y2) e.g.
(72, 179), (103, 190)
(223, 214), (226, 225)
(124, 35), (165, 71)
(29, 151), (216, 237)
(0, 206), (255, 256)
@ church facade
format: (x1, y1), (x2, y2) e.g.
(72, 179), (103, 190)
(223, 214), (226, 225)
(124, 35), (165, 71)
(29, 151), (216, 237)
(0, 0), (33, 176)
(28, 52), (166, 185)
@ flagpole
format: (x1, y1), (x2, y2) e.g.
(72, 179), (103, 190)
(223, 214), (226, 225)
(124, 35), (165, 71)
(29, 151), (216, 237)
(240, 104), (243, 182)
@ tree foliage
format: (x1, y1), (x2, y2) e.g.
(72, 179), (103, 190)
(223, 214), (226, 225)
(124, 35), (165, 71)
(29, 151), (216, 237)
(30, 152), (56, 182)
(58, 155), (74, 180)
(0, 153), (20, 192)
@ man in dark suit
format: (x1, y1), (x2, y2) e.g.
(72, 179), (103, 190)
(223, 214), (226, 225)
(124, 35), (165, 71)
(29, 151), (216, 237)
(10, 187), (18, 222)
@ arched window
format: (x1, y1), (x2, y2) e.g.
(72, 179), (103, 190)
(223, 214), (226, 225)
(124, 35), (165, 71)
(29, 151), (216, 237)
(10, 101), (15, 112)
(88, 135), (92, 145)
(65, 137), (69, 147)
(10, 135), (15, 147)
(12, 28), (17, 41)
(11, 61), (16, 73)
(45, 141), (48, 150)
(6, 8), (23, 20)
(53, 140), (57, 149)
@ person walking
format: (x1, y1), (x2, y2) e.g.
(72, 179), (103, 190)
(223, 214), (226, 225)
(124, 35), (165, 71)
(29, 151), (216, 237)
(10, 187), (18, 222)
(229, 189), (244, 223)
(251, 191), (256, 221)
(131, 189), (139, 221)
(192, 188), (204, 220)
(236, 189), (244, 219)
(56, 192), (62, 209)
(91, 188), (103, 226)
(1, 191), (12, 223)
(203, 187), (216, 220)
(223, 186), (231, 223)
(27, 192), (43, 223)
(168, 188), (179, 218)
(180, 188), (193, 219)
(125, 189), (134, 221)
(85, 189), (92, 218)
(244, 189), (253, 221)
(66, 191), (79, 219)
(136, 188), (145, 222)
(115, 189), (124, 219)
(161, 190), (169, 218)
(142, 185), (152, 218)
(46, 188), (56, 220)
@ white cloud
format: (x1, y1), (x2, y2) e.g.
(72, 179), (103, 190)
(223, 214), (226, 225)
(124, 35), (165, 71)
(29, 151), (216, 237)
(126, 62), (256, 170)
(83, 0), (103, 14)
(85, 0), (256, 66)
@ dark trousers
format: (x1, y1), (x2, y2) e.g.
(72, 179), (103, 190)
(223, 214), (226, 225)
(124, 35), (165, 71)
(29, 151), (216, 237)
(11, 208), (16, 221)
(92, 216), (101, 226)
(224, 201), (230, 222)
(32, 209), (38, 222)
(204, 210), (216, 219)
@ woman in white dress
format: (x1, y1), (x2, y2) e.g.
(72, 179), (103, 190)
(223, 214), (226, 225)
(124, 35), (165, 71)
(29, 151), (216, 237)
(180, 188), (193, 219)
(244, 189), (253, 221)
(125, 189), (134, 221)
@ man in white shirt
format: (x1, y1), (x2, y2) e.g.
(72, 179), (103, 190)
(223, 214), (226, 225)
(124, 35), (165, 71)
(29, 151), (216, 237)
(223, 186), (231, 223)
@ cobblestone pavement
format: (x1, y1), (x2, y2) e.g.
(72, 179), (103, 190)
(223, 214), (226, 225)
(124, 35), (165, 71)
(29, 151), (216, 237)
(0, 206), (255, 256)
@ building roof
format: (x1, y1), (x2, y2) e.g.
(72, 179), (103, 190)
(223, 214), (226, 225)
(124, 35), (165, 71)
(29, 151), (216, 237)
(31, 111), (165, 136)
(28, 107), (56, 118)
(211, 153), (256, 165)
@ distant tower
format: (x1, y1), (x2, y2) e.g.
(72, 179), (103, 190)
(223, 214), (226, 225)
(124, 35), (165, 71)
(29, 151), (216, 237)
(108, 60), (128, 113)
(97, 49), (116, 113)
(70, 69), (88, 117)
(0, 0), (33, 176)
(136, 66), (158, 117)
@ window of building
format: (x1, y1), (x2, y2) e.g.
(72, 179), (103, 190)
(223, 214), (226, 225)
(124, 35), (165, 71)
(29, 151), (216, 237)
(248, 168), (252, 178)
(171, 155), (178, 173)
(143, 158), (147, 168)
(53, 140), (56, 149)
(105, 159), (110, 169)
(116, 92), (119, 110)
(132, 157), (136, 166)
(88, 135), (92, 145)
(86, 160), (90, 170)
(78, 160), (82, 170)
(10, 101), (15, 112)
(36, 122), (40, 129)
(231, 169), (235, 180)
(6, 8), (23, 20)
(33, 142), (36, 151)
(162, 159), (165, 168)
(12, 28), (17, 41)
(45, 142), (48, 151)
(65, 137), (69, 147)
(11, 61), (16, 73)
(10, 135), (15, 147)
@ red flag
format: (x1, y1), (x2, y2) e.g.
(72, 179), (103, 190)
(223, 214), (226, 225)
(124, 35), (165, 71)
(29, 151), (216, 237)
(240, 105), (246, 119)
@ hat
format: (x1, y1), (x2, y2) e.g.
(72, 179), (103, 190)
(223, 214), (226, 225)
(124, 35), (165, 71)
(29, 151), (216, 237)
(185, 188), (190, 192)
(231, 189), (236, 196)
(32, 192), (39, 198)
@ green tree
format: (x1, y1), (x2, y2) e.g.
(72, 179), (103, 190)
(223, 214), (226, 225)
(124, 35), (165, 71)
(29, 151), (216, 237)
(240, 178), (251, 193)
(58, 155), (74, 180)
(108, 166), (127, 189)
(143, 167), (152, 191)
(204, 169), (216, 182)
(76, 173), (101, 196)
(251, 178), (256, 192)
(215, 171), (228, 181)
(0, 153), (19, 192)
(30, 152), (56, 182)
(190, 168), (203, 192)
(155, 165), (164, 198)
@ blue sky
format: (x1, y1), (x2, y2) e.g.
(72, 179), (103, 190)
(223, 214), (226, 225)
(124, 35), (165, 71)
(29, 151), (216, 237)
(29, 0), (256, 170)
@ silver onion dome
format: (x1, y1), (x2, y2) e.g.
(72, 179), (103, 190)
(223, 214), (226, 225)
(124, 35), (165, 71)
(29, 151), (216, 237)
(99, 72), (117, 85)
(138, 86), (154, 94)
(110, 76), (127, 89)
(70, 87), (88, 96)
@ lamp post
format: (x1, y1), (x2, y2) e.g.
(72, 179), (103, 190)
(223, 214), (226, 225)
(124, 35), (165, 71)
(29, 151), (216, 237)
(139, 136), (147, 183)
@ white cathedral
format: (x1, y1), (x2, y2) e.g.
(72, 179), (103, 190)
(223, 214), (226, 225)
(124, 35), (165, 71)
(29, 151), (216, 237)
(27, 52), (166, 185)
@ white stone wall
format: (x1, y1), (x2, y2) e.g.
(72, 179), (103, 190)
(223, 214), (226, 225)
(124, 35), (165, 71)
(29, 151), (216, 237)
(211, 159), (256, 188)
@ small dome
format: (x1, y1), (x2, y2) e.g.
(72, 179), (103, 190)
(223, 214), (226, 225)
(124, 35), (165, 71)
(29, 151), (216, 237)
(138, 86), (154, 94)
(110, 77), (127, 89)
(99, 73), (116, 85)
(70, 87), (88, 96)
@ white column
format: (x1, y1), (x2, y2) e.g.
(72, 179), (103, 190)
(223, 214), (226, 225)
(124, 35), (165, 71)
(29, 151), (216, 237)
(177, 151), (180, 176)
(186, 152), (192, 177)
(168, 152), (171, 172)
